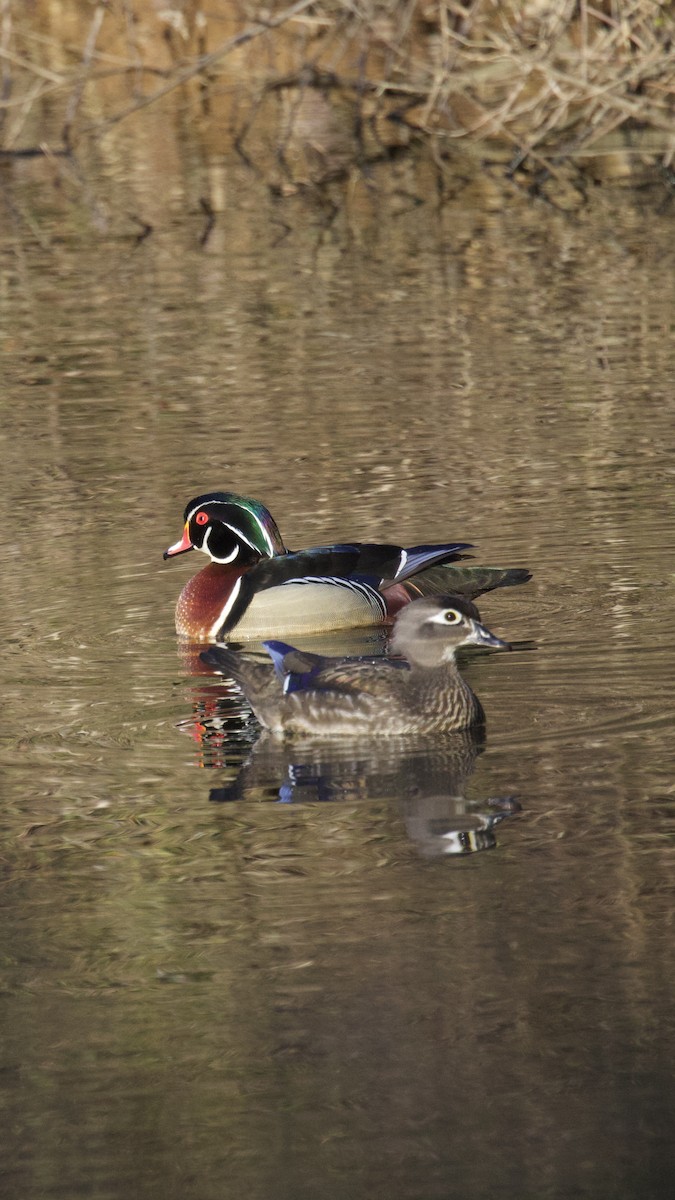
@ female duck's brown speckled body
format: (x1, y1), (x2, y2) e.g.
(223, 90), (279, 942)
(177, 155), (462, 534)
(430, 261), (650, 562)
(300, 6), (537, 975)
(201, 594), (511, 738)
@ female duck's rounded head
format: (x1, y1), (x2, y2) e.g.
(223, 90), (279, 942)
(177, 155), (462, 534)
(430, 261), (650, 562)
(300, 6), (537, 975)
(164, 491), (287, 566)
(390, 594), (511, 668)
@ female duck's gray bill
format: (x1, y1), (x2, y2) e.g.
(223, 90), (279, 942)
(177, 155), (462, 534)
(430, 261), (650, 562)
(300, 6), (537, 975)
(471, 620), (511, 651)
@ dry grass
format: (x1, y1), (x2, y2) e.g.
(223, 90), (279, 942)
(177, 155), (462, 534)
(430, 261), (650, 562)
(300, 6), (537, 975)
(0, 1), (673, 175)
(395, 0), (675, 166)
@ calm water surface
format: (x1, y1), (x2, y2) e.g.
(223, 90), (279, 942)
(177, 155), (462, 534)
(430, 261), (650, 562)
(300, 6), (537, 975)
(0, 135), (674, 1199)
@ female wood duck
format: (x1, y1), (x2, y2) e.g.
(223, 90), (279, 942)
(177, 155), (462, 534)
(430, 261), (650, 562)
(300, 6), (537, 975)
(200, 595), (511, 737)
(164, 490), (530, 642)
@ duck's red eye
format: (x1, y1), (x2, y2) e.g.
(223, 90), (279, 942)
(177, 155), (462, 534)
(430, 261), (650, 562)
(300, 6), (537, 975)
(195, 511), (209, 526)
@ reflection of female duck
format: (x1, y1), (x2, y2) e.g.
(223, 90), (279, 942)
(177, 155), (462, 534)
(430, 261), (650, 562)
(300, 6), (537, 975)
(206, 730), (521, 858)
(207, 725), (485, 803)
(400, 785), (521, 858)
(201, 594), (511, 737)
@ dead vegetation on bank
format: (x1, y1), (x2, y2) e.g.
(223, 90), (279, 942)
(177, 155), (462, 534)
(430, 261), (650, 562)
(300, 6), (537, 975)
(1, 1), (674, 185)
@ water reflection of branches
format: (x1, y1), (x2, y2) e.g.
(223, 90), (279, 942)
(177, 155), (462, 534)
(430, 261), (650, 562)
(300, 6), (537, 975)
(2, 3), (673, 181)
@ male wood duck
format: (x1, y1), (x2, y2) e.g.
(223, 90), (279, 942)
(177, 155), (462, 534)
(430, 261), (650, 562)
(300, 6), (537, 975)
(164, 490), (530, 642)
(200, 595), (511, 737)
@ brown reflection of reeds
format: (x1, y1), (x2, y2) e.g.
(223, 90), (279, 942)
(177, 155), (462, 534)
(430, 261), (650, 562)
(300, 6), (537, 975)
(2, 1), (673, 183)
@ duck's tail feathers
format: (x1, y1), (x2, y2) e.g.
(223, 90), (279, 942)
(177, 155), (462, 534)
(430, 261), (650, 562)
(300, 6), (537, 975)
(200, 645), (273, 692)
(411, 565), (531, 601)
(200, 646), (240, 675)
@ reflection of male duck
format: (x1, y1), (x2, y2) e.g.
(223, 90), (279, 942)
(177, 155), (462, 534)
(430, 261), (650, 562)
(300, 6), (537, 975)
(201, 594), (511, 737)
(206, 732), (521, 858)
(164, 490), (530, 641)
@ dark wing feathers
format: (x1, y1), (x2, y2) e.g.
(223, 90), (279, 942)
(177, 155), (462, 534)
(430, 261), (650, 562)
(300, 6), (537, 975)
(264, 645), (411, 698)
(263, 640), (329, 692)
(386, 543), (473, 584)
(202, 643), (411, 701)
(292, 657), (411, 697)
(248, 541), (470, 593)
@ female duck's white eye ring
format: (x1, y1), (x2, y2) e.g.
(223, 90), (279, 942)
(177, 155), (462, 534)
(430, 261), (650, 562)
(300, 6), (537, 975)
(442, 609), (462, 625)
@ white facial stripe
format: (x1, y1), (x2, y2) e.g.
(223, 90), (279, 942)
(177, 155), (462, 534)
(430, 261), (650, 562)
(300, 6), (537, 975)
(429, 608), (462, 626)
(209, 576), (243, 641)
(184, 503), (275, 556)
(221, 522), (261, 555)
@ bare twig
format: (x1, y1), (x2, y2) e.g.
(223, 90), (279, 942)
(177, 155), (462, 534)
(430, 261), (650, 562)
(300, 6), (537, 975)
(82, 0), (320, 135)
(62, 2), (106, 149)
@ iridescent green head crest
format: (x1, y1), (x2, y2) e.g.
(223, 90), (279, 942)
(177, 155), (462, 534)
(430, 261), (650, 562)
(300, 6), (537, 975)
(180, 491), (287, 564)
